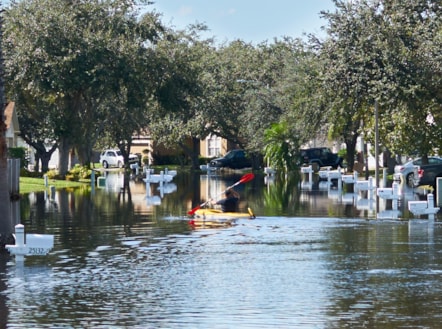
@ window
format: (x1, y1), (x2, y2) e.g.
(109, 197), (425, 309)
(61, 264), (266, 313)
(207, 135), (221, 157)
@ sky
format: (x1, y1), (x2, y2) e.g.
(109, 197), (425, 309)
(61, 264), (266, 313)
(150, 0), (336, 44)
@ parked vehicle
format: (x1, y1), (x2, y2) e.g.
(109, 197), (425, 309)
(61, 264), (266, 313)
(394, 156), (442, 188)
(100, 149), (139, 169)
(299, 147), (343, 170)
(209, 149), (252, 169)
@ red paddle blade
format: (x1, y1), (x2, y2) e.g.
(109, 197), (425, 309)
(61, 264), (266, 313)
(239, 173), (255, 184)
(187, 205), (201, 215)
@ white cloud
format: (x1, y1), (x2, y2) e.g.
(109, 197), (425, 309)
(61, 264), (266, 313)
(178, 6), (193, 17)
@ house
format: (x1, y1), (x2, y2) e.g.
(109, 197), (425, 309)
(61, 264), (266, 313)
(200, 133), (239, 158)
(131, 132), (234, 165)
(4, 102), (21, 148)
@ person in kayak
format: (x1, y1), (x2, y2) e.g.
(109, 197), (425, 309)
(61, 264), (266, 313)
(213, 189), (240, 212)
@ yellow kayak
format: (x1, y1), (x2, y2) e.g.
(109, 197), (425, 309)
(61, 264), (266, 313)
(189, 208), (255, 228)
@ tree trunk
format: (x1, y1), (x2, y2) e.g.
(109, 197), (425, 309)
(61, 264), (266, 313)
(75, 143), (91, 168)
(32, 141), (57, 173)
(58, 137), (72, 177)
(178, 138), (200, 170)
(191, 137), (200, 170)
(0, 15), (13, 247)
(34, 153), (40, 172)
(344, 132), (359, 173)
(40, 151), (52, 173)
(0, 124), (12, 247)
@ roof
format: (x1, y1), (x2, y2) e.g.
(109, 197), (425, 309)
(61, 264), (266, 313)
(4, 102), (19, 132)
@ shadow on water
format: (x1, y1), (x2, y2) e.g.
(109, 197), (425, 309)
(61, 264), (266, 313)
(1, 170), (442, 328)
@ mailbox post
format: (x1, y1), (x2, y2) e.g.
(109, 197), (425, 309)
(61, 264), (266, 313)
(6, 224), (54, 262)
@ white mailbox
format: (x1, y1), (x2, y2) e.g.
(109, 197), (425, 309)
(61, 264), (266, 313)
(356, 180), (369, 190)
(408, 194), (439, 219)
(6, 224), (54, 262)
(300, 166), (313, 174)
(25, 234), (54, 255)
(408, 201), (429, 215)
(342, 175), (355, 184)
(377, 188), (393, 199)
(328, 171), (341, 179)
(318, 170), (329, 180)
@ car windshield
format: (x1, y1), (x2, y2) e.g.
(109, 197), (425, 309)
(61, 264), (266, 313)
(224, 151), (237, 159)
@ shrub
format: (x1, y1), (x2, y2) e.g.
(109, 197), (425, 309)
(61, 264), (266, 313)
(8, 147), (28, 168)
(67, 165), (96, 181)
(20, 168), (43, 178)
(45, 169), (60, 180)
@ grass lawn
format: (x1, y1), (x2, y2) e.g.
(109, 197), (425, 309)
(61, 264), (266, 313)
(19, 177), (88, 194)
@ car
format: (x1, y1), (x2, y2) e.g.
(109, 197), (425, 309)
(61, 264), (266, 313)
(299, 147), (343, 171)
(393, 156), (442, 188)
(209, 149), (252, 169)
(100, 149), (139, 169)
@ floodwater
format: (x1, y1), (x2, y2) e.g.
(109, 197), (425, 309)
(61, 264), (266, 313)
(2, 170), (442, 328)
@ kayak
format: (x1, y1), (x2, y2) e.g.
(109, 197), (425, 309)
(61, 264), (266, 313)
(189, 208), (255, 228)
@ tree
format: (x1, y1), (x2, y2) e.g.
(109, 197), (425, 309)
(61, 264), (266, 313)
(317, 0), (442, 171)
(13, 90), (58, 172)
(264, 122), (300, 171)
(0, 5), (12, 246)
(4, 0), (165, 175)
(199, 39), (300, 166)
(379, 0), (442, 159)
(147, 25), (213, 169)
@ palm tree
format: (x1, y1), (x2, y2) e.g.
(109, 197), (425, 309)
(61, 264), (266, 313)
(263, 122), (300, 172)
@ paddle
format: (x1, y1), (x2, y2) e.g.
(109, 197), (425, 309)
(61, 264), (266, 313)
(187, 173), (255, 215)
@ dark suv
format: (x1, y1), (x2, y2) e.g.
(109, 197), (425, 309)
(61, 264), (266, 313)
(300, 147), (343, 170)
(209, 149), (252, 169)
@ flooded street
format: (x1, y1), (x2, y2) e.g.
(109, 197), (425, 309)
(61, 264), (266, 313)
(2, 171), (442, 328)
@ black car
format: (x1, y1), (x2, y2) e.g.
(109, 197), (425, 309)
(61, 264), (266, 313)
(209, 149), (252, 169)
(300, 147), (343, 170)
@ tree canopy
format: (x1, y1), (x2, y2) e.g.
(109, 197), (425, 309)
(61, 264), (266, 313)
(2, 0), (441, 176)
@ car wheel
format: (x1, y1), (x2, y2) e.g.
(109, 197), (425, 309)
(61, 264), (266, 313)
(102, 161), (109, 169)
(118, 161), (123, 169)
(406, 173), (415, 188)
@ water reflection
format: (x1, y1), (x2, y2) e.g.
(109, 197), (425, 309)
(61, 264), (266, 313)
(1, 171), (442, 328)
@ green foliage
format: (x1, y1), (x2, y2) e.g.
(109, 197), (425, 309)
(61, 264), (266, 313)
(141, 155), (150, 165)
(67, 165), (95, 181)
(4, 0), (164, 174)
(4, 0), (441, 173)
(319, 0), (442, 161)
(338, 149), (347, 159)
(263, 122), (300, 172)
(45, 170), (60, 180)
(8, 147), (28, 168)
(19, 168), (43, 178)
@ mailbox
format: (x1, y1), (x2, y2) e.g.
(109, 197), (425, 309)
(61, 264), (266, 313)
(342, 175), (355, 184)
(6, 224), (54, 262)
(318, 170), (329, 180)
(300, 166), (312, 174)
(328, 171), (341, 179)
(356, 180), (369, 190)
(26, 234), (54, 255)
(377, 188), (393, 199)
(408, 201), (428, 215)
